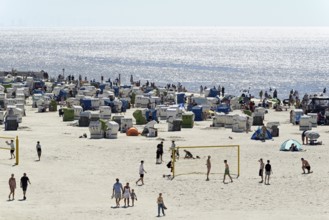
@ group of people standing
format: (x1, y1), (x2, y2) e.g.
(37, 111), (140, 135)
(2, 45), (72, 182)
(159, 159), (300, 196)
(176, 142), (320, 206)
(258, 158), (312, 185)
(4, 140), (42, 161)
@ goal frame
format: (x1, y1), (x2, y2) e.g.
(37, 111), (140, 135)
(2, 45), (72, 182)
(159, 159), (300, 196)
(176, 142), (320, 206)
(0, 135), (19, 165)
(172, 145), (240, 178)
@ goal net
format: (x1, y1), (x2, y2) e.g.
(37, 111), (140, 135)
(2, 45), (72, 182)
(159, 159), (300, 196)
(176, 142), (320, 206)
(172, 145), (240, 178)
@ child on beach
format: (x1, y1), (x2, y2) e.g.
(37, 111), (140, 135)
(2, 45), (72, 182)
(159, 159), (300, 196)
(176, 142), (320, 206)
(131, 189), (137, 206)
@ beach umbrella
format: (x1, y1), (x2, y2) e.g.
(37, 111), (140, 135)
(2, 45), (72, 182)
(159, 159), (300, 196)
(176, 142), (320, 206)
(280, 139), (302, 151)
(305, 131), (320, 140)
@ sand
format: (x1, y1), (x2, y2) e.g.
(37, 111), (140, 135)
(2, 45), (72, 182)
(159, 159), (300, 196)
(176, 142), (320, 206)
(1, 98), (329, 220)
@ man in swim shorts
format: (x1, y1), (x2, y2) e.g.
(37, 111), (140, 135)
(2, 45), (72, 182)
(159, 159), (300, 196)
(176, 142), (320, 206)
(20, 173), (31, 200)
(136, 161), (147, 185)
(223, 160), (233, 183)
(112, 178), (123, 207)
(301, 158), (312, 174)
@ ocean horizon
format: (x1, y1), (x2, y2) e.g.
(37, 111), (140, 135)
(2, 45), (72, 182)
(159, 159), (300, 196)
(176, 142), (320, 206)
(1, 27), (328, 98)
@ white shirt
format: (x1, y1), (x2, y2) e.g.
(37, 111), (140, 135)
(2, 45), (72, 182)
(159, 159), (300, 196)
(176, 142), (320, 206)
(139, 164), (144, 175)
(171, 142), (176, 150)
(7, 141), (14, 150)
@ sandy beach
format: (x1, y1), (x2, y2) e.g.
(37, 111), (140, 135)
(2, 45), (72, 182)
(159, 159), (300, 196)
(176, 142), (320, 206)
(1, 97), (329, 220)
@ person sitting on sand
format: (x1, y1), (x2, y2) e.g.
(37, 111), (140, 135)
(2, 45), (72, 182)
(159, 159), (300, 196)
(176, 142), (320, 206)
(301, 158), (312, 174)
(184, 150), (195, 159)
(163, 174), (172, 179)
(289, 143), (298, 152)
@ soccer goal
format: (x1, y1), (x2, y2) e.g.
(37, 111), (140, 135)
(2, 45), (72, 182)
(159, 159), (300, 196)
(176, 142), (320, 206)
(0, 136), (19, 165)
(171, 145), (240, 178)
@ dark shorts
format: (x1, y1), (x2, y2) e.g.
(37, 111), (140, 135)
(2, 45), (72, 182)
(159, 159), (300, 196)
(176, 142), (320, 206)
(22, 186), (27, 191)
(140, 174), (144, 178)
(10, 150), (14, 154)
(305, 166), (311, 171)
(259, 169), (263, 176)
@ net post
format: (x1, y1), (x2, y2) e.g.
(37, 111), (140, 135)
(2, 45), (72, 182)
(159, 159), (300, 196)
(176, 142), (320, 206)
(15, 136), (19, 165)
(237, 145), (240, 178)
(172, 148), (176, 177)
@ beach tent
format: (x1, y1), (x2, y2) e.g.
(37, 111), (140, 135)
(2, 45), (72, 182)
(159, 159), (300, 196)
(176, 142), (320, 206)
(280, 139), (302, 151)
(251, 127), (272, 140)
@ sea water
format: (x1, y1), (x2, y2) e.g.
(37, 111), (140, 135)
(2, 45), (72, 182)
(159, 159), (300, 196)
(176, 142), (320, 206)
(0, 27), (329, 98)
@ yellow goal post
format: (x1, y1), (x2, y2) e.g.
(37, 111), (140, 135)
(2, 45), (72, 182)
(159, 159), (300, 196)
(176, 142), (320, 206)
(0, 135), (19, 165)
(171, 145), (240, 178)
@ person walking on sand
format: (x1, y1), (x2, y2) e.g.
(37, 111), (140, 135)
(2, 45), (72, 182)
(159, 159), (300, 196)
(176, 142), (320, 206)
(36, 141), (42, 161)
(8, 174), (16, 200)
(223, 160), (233, 183)
(157, 193), (166, 217)
(6, 140), (15, 159)
(131, 189), (137, 207)
(20, 173), (31, 200)
(123, 182), (131, 207)
(112, 178), (123, 208)
(301, 158), (312, 174)
(258, 158), (265, 183)
(136, 161), (147, 185)
(264, 160), (272, 185)
(157, 141), (164, 163)
(206, 156), (211, 181)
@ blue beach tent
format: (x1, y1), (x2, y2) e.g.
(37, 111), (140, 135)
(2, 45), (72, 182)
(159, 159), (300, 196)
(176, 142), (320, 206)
(251, 127), (272, 140)
(280, 139), (302, 151)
